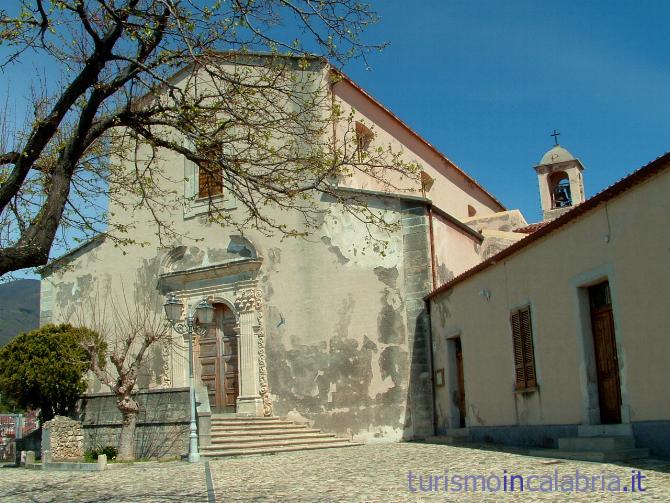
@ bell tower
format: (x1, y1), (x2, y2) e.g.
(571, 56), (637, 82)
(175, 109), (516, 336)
(533, 133), (585, 221)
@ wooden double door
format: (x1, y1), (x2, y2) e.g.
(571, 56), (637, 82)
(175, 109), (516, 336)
(198, 305), (239, 413)
(589, 281), (622, 424)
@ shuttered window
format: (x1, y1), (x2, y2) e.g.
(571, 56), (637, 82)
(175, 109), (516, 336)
(355, 121), (374, 163)
(198, 165), (223, 198)
(197, 143), (224, 198)
(510, 305), (537, 390)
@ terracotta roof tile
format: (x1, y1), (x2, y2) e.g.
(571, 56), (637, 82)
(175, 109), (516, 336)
(513, 221), (551, 234)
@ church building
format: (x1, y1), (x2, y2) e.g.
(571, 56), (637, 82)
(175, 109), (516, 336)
(39, 55), (520, 456)
(39, 53), (669, 461)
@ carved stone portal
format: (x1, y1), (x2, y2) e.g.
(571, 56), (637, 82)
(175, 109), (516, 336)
(234, 289), (271, 416)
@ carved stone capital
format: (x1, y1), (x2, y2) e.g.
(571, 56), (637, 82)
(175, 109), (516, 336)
(235, 289), (262, 313)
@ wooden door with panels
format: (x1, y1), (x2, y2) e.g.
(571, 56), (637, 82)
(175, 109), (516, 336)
(454, 337), (466, 428)
(588, 281), (622, 424)
(198, 304), (239, 413)
(221, 309), (239, 412)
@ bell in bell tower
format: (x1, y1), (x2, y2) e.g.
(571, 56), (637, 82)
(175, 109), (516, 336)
(533, 131), (585, 221)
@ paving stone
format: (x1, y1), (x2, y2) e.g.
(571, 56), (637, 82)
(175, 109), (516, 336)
(2, 443), (670, 502)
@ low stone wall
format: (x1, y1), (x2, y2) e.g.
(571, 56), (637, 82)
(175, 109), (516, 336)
(79, 387), (190, 459)
(42, 416), (84, 461)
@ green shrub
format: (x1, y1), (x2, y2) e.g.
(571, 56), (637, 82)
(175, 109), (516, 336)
(84, 445), (118, 462)
(0, 324), (105, 421)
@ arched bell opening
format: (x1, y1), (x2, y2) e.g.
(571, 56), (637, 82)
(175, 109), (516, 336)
(549, 171), (572, 208)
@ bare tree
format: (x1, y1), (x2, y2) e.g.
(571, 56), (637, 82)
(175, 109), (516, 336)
(74, 278), (172, 461)
(0, 1), (419, 278)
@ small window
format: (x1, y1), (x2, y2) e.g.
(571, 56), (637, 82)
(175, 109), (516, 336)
(510, 305), (537, 390)
(197, 143), (224, 198)
(355, 121), (374, 163)
(467, 205), (477, 217)
(420, 171), (435, 194)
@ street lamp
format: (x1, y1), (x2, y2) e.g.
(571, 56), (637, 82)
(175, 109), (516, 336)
(163, 292), (214, 463)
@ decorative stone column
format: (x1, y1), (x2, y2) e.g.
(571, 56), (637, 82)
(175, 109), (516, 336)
(235, 289), (264, 416)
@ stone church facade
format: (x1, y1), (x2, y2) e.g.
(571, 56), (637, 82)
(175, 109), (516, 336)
(39, 56), (516, 445)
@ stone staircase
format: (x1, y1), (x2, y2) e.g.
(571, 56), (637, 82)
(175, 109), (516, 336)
(201, 415), (362, 457)
(529, 424), (649, 462)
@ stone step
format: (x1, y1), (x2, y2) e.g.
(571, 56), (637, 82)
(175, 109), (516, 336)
(202, 437), (352, 451)
(210, 433), (337, 444)
(528, 447), (649, 463)
(211, 416), (282, 422)
(578, 424), (633, 437)
(210, 419), (294, 427)
(211, 414), (278, 420)
(211, 426), (318, 435)
(211, 429), (324, 438)
(201, 442), (363, 458)
(558, 436), (635, 451)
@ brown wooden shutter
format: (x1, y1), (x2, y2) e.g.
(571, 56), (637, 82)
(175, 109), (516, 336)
(519, 306), (537, 388)
(198, 163), (223, 198)
(197, 143), (224, 198)
(510, 311), (526, 389)
(510, 306), (537, 390)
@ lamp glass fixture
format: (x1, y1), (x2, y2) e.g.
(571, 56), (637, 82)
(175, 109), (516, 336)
(195, 299), (215, 325)
(163, 293), (183, 323)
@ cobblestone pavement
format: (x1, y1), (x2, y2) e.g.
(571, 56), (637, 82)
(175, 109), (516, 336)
(2, 443), (670, 502)
(209, 443), (670, 502)
(0, 460), (207, 503)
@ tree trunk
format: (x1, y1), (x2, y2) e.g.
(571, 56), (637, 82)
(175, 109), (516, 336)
(116, 394), (140, 461)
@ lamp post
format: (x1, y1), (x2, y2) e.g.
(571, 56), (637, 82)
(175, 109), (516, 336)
(163, 292), (214, 463)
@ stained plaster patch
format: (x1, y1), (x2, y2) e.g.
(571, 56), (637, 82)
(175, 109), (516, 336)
(321, 210), (401, 269)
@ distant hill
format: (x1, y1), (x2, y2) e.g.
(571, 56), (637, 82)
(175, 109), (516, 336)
(0, 279), (40, 347)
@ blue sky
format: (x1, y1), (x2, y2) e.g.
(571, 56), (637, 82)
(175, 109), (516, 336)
(342, 0), (670, 221)
(2, 1), (669, 279)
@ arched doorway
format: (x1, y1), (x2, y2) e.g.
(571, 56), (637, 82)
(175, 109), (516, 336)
(198, 303), (239, 413)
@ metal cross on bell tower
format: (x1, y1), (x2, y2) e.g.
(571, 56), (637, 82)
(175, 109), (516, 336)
(550, 129), (561, 145)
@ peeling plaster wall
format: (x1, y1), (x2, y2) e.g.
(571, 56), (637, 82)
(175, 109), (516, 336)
(430, 168), (670, 432)
(41, 240), (188, 393)
(42, 188), (439, 442)
(257, 197), (435, 442)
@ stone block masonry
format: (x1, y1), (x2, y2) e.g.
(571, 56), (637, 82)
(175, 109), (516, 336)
(401, 204), (435, 439)
(42, 416), (84, 461)
(79, 387), (191, 459)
